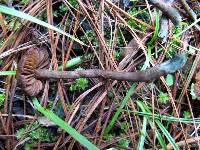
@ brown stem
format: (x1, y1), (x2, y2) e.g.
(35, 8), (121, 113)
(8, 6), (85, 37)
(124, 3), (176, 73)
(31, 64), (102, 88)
(178, 0), (197, 20)
(35, 68), (162, 82)
(35, 54), (187, 82)
(148, 0), (182, 25)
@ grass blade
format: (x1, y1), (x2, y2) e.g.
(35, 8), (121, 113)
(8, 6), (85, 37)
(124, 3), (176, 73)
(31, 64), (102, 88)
(136, 101), (167, 150)
(58, 56), (82, 71)
(128, 111), (200, 124)
(137, 117), (147, 150)
(155, 120), (179, 150)
(0, 5), (84, 45)
(138, 101), (179, 150)
(104, 84), (137, 135)
(0, 71), (16, 76)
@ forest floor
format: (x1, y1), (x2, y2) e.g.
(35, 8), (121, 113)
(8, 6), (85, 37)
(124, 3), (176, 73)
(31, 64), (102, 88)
(0, 0), (200, 149)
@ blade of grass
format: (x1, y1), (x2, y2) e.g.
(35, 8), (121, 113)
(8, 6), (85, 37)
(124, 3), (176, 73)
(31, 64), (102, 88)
(0, 71), (16, 76)
(58, 56), (82, 71)
(147, 9), (160, 46)
(137, 116), (147, 150)
(136, 101), (168, 150)
(174, 18), (200, 38)
(148, 118), (168, 149)
(155, 120), (179, 150)
(138, 101), (179, 150)
(141, 9), (160, 70)
(128, 111), (200, 124)
(104, 84), (137, 135)
(0, 5), (85, 46)
(32, 97), (99, 150)
(136, 101), (147, 150)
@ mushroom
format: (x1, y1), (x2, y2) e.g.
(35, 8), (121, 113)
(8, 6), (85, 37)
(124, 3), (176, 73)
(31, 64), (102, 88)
(194, 72), (200, 100)
(17, 47), (50, 96)
(17, 47), (187, 96)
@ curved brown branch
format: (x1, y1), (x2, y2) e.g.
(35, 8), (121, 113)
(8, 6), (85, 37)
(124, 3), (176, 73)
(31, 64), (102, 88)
(178, 0), (197, 20)
(148, 0), (182, 25)
(35, 54), (186, 82)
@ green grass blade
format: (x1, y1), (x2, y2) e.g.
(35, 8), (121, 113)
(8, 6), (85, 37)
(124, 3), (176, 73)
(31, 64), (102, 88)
(137, 116), (147, 150)
(155, 120), (179, 150)
(0, 5), (84, 46)
(136, 101), (167, 150)
(148, 119), (168, 150)
(147, 9), (160, 46)
(174, 18), (200, 38)
(138, 101), (179, 150)
(141, 9), (160, 70)
(58, 56), (82, 71)
(128, 111), (200, 124)
(32, 97), (99, 150)
(104, 84), (137, 135)
(136, 101), (147, 150)
(0, 71), (16, 76)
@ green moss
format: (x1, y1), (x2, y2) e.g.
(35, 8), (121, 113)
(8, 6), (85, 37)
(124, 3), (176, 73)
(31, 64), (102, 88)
(16, 122), (54, 143)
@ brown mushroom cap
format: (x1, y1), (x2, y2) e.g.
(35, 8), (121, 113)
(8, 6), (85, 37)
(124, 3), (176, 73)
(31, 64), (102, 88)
(17, 47), (50, 96)
(194, 72), (200, 100)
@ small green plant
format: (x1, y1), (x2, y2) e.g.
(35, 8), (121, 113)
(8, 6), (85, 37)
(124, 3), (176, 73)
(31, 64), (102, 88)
(127, 7), (149, 31)
(120, 122), (129, 133)
(69, 68), (89, 92)
(4, 16), (21, 31)
(0, 93), (5, 107)
(167, 22), (188, 58)
(114, 50), (122, 61)
(118, 139), (130, 150)
(53, 4), (68, 17)
(158, 92), (169, 104)
(25, 144), (32, 150)
(183, 111), (190, 119)
(21, 0), (29, 5)
(59, 3), (68, 13)
(68, 0), (79, 8)
(81, 30), (97, 46)
(108, 91), (114, 99)
(70, 78), (89, 92)
(16, 121), (53, 143)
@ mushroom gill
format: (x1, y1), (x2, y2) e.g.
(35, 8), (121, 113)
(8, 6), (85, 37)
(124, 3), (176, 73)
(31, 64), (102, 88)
(17, 47), (50, 96)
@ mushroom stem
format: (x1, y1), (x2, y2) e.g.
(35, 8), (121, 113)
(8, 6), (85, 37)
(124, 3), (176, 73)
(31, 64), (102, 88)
(35, 54), (187, 82)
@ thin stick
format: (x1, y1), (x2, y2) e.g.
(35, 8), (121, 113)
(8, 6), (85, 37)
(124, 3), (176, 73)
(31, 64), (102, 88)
(35, 54), (187, 82)
(148, 0), (182, 25)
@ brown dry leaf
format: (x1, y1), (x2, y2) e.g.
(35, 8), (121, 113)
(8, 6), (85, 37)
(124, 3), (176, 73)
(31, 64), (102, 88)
(121, 38), (140, 59)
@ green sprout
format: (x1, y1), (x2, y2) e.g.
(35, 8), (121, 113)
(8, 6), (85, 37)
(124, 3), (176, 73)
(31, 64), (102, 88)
(183, 111), (190, 119)
(69, 68), (89, 92)
(0, 93), (5, 107)
(158, 92), (169, 104)
(70, 78), (89, 92)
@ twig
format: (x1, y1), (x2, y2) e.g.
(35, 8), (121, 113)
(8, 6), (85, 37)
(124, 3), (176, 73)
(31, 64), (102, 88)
(148, 0), (182, 25)
(35, 54), (187, 82)
(178, 0), (197, 20)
